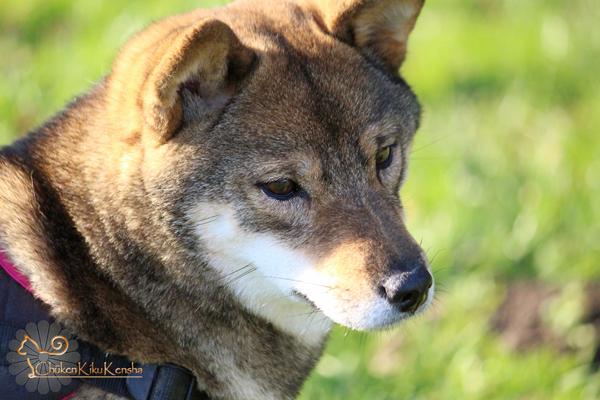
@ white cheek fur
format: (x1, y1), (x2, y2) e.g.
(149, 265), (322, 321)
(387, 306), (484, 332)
(188, 203), (333, 346)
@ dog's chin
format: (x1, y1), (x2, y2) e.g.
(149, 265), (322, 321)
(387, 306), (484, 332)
(296, 283), (435, 332)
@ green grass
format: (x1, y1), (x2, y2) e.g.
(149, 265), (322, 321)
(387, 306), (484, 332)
(2, 0), (599, 398)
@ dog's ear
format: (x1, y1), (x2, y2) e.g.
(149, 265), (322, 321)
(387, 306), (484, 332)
(109, 19), (255, 144)
(300, 0), (424, 71)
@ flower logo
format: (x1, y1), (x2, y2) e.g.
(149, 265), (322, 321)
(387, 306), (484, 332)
(6, 320), (80, 394)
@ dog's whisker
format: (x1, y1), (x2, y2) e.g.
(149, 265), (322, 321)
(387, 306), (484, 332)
(260, 276), (333, 290)
(430, 302), (442, 314)
(429, 249), (445, 265)
(300, 310), (320, 338)
(312, 316), (331, 333)
(402, 323), (414, 340)
(432, 266), (451, 275)
(211, 263), (254, 283)
(318, 316), (332, 330)
(226, 267), (258, 284)
(360, 332), (368, 350)
(195, 215), (220, 225)
(284, 310), (317, 319)
(432, 298), (447, 310)
(221, 269), (334, 291)
(259, 293), (298, 306)
(410, 132), (454, 154)
(425, 246), (435, 257)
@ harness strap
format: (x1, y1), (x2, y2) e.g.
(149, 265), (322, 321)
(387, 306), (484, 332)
(0, 247), (210, 400)
(76, 342), (208, 400)
(129, 363), (209, 400)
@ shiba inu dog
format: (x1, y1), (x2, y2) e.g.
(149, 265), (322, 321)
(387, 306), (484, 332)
(0, 0), (433, 398)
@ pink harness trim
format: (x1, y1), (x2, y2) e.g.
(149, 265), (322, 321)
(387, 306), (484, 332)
(0, 247), (34, 294)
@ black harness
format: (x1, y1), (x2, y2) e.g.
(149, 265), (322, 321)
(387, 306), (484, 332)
(0, 263), (209, 400)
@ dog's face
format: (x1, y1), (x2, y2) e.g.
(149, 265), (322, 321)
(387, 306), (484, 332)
(106, 0), (432, 338)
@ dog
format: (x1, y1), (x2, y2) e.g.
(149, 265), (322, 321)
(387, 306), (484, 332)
(0, 0), (433, 398)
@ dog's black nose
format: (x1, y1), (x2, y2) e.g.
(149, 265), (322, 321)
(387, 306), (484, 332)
(381, 267), (432, 313)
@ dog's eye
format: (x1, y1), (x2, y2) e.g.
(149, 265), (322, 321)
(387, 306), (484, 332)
(375, 146), (393, 169)
(262, 179), (297, 200)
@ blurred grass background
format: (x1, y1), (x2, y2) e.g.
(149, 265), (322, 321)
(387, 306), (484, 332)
(1, 0), (599, 398)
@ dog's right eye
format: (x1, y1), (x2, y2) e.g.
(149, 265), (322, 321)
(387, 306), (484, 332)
(375, 146), (393, 169)
(262, 179), (297, 200)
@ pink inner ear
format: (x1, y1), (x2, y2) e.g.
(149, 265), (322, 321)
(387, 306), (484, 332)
(178, 78), (236, 118)
(180, 78), (207, 97)
(179, 78), (235, 99)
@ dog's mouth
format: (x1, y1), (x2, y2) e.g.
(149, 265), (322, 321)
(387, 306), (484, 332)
(289, 272), (435, 331)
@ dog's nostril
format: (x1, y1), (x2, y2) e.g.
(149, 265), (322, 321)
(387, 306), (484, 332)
(392, 290), (419, 312)
(382, 268), (432, 314)
(388, 289), (426, 313)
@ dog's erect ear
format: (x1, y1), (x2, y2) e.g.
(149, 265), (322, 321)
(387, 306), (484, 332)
(109, 19), (255, 144)
(300, 0), (424, 71)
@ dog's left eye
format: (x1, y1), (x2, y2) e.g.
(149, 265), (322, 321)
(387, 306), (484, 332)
(262, 179), (298, 200)
(375, 146), (393, 169)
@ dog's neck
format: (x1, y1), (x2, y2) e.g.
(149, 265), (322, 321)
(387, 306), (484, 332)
(0, 97), (328, 399)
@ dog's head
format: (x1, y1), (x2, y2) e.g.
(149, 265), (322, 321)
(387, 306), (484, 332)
(105, 0), (432, 335)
